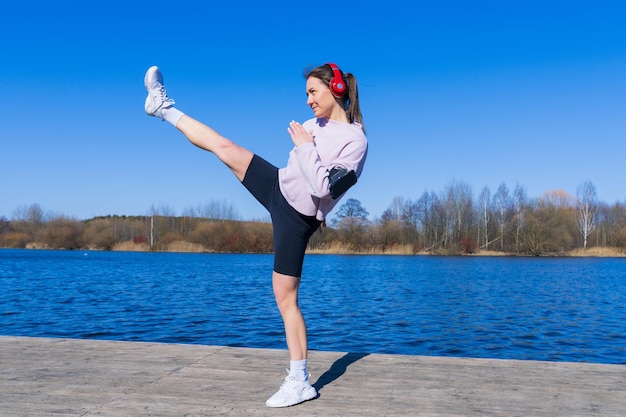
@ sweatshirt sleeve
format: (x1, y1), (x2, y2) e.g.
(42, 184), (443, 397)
(293, 136), (367, 199)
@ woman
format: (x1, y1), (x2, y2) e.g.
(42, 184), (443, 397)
(144, 63), (367, 407)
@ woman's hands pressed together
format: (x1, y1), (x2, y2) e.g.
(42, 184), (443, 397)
(288, 121), (314, 147)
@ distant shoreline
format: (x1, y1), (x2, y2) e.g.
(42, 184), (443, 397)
(307, 247), (626, 258)
(7, 242), (625, 258)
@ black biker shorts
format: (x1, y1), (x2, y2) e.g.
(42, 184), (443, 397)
(242, 155), (321, 277)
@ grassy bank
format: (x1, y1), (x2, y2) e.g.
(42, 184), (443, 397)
(110, 240), (626, 257)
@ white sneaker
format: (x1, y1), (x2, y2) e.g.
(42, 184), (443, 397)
(265, 371), (317, 408)
(144, 65), (174, 118)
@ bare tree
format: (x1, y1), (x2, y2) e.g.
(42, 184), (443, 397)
(478, 186), (490, 249)
(10, 203), (49, 241)
(414, 191), (446, 250)
(492, 183), (510, 251)
(0, 216), (8, 233)
(12, 203), (47, 228)
(183, 200), (241, 221)
(576, 180), (597, 249)
(333, 198), (369, 225)
(399, 199), (421, 249)
(535, 190), (577, 253)
(443, 181), (474, 251)
(596, 202), (626, 248)
(40, 215), (85, 249)
(147, 204), (177, 247)
(513, 184), (527, 253)
(84, 218), (116, 250)
(333, 198), (370, 250)
(388, 196), (405, 222)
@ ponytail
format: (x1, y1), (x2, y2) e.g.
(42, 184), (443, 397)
(344, 72), (364, 132)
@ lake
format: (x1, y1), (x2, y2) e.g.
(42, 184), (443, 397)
(1, 249), (625, 364)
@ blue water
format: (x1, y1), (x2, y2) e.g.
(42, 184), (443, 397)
(1, 249), (625, 364)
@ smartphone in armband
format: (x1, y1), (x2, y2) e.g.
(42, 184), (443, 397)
(328, 166), (357, 199)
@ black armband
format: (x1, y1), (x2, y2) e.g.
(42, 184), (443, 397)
(328, 166), (357, 199)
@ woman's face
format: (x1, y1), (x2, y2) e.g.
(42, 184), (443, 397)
(306, 76), (336, 119)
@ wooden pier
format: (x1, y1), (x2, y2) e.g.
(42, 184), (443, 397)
(0, 336), (624, 416)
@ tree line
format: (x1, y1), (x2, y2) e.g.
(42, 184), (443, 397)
(367, 180), (625, 255)
(1, 180), (625, 255)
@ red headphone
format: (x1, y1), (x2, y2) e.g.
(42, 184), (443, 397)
(326, 62), (346, 98)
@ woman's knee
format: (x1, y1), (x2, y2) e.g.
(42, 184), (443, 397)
(217, 141), (254, 180)
(272, 272), (300, 311)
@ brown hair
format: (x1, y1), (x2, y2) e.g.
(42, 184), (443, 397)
(305, 64), (365, 132)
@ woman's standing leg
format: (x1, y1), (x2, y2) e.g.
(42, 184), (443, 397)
(265, 271), (317, 408)
(272, 271), (308, 361)
(265, 203), (320, 407)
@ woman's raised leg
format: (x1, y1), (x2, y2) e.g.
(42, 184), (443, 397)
(175, 115), (253, 181)
(144, 66), (253, 181)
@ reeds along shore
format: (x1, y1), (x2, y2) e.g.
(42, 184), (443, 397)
(109, 240), (626, 257)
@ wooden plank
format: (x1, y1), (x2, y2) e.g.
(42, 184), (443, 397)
(0, 336), (624, 416)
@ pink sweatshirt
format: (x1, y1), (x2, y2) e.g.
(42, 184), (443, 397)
(278, 118), (368, 220)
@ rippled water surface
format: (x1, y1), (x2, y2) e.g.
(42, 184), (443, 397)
(1, 249), (625, 364)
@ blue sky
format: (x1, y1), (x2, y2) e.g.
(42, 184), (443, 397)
(2, 1), (625, 221)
